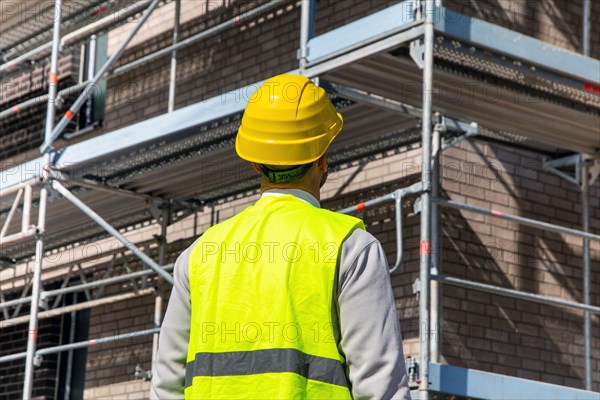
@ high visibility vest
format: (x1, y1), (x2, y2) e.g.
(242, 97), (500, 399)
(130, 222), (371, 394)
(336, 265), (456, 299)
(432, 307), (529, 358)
(185, 194), (365, 399)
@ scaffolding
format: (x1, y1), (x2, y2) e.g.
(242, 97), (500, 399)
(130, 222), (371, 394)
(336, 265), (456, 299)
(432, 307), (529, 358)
(0, 0), (599, 399)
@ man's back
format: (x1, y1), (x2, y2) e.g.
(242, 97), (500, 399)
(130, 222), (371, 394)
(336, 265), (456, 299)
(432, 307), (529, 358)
(184, 194), (363, 399)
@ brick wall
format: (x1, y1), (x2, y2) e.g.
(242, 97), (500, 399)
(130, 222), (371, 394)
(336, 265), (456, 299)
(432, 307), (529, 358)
(445, 0), (600, 58)
(0, 318), (62, 400)
(438, 140), (600, 388)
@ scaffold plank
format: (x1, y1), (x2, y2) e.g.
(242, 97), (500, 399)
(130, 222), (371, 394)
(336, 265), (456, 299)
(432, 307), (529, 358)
(429, 363), (600, 400)
(435, 8), (600, 85)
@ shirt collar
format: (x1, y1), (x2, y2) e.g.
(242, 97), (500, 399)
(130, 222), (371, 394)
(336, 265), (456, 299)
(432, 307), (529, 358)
(260, 189), (321, 208)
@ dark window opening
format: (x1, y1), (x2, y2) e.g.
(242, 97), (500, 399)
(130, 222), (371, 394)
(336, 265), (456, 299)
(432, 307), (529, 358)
(56, 290), (90, 400)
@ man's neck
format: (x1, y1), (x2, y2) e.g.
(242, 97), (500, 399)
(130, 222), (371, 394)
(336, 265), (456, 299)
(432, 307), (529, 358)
(260, 183), (320, 201)
(261, 188), (321, 208)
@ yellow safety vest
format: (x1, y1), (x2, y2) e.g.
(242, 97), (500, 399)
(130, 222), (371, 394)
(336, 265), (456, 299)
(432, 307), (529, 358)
(185, 194), (365, 399)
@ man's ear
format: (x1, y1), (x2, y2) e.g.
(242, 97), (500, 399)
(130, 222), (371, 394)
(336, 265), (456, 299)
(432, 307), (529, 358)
(251, 163), (262, 175)
(318, 154), (328, 171)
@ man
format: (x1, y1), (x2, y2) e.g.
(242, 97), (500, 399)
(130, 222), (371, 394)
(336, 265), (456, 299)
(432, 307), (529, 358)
(151, 74), (410, 399)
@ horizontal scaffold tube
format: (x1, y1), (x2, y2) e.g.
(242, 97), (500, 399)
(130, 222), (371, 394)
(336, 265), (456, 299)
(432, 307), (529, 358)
(338, 182), (423, 274)
(433, 197), (600, 241)
(0, 81), (88, 120)
(0, 327), (159, 364)
(433, 274), (600, 314)
(0, 179), (38, 198)
(1, 287), (155, 326)
(0, 228), (37, 246)
(0, 264), (174, 310)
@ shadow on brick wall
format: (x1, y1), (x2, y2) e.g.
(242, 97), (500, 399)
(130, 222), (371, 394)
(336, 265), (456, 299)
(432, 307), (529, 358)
(439, 139), (600, 390)
(445, 0), (599, 57)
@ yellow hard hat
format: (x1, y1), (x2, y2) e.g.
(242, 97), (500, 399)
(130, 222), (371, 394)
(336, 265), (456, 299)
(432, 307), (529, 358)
(235, 74), (343, 165)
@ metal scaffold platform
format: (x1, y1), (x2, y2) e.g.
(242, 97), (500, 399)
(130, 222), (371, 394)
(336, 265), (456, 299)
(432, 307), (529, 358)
(1, 0), (599, 399)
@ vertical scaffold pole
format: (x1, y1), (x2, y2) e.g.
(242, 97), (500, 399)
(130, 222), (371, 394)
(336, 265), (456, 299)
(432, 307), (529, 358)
(581, 161), (592, 390)
(168, 0), (181, 113)
(152, 205), (171, 370)
(583, 0), (590, 56)
(22, 189), (48, 399)
(419, 1), (435, 398)
(299, 0), (315, 75)
(430, 120), (442, 363)
(582, 10), (591, 314)
(22, 1), (61, 398)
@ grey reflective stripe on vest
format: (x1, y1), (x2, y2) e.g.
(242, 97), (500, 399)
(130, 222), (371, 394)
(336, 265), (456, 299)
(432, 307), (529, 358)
(185, 348), (349, 388)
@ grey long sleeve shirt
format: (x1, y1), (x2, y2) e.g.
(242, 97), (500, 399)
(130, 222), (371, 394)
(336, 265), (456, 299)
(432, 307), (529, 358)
(150, 189), (410, 399)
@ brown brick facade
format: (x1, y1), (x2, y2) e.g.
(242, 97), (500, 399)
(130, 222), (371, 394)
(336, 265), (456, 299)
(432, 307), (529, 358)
(445, 0), (600, 57)
(0, 318), (62, 400)
(439, 140), (600, 387)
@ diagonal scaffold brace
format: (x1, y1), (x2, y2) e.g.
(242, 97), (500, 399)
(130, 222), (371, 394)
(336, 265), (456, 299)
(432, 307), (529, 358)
(39, 0), (163, 154)
(51, 180), (174, 285)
